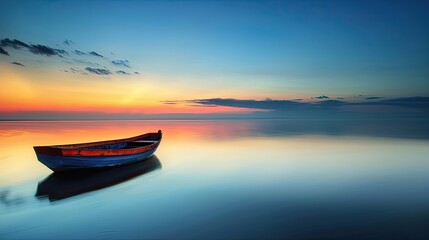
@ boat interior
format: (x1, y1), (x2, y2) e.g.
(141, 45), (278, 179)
(80, 140), (158, 150)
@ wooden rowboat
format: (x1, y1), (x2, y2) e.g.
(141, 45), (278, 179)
(34, 130), (162, 172)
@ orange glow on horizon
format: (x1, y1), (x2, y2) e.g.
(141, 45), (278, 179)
(0, 104), (260, 114)
(0, 63), (265, 115)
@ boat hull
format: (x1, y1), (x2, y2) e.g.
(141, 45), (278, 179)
(34, 131), (162, 172)
(35, 145), (159, 171)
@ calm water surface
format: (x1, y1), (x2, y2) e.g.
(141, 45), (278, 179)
(1, 120), (429, 239)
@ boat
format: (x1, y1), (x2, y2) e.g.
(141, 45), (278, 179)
(36, 155), (161, 201)
(34, 130), (162, 172)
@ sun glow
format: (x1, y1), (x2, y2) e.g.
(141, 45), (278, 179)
(0, 63), (256, 115)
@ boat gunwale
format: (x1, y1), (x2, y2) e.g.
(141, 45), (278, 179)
(34, 131), (162, 157)
(35, 132), (160, 149)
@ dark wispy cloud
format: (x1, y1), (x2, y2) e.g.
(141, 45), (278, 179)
(161, 100), (178, 105)
(112, 59), (130, 68)
(73, 50), (106, 59)
(74, 50), (85, 55)
(0, 46), (9, 56)
(69, 67), (88, 75)
(11, 61), (25, 66)
(85, 67), (111, 75)
(1, 37), (142, 76)
(315, 95), (330, 99)
(170, 97), (429, 112)
(366, 96), (383, 100)
(116, 70), (130, 75)
(0, 38), (29, 49)
(316, 100), (346, 107)
(89, 51), (103, 58)
(72, 58), (100, 67)
(376, 97), (429, 109)
(189, 98), (306, 110)
(188, 104), (218, 108)
(30, 44), (67, 56)
(63, 39), (74, 45)
(0, 38), (67, 57)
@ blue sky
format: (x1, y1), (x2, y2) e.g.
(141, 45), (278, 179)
(0, 0), (429, 119)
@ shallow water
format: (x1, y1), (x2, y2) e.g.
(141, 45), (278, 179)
(1, 120), (429, 239)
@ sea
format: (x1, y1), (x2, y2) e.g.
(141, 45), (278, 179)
(1, 119), (428, 239)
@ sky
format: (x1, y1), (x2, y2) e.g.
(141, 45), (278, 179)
(0, 0), (428, 119)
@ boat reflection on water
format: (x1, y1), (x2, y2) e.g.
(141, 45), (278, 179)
(35, 155), (162, 201)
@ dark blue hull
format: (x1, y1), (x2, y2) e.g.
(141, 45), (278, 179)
(36, 146), (159, 171)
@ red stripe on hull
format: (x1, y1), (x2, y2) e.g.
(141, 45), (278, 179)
(62, 143), (158, 157)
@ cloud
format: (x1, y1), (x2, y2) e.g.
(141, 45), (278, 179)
(85, 67), (111, 75)
(74, 50), (104, 58)
(1, 37), (141, 75)
(116, 70), (131, 75)
(188, 98), (307, 110)
(161, 100), (178, 105)
(316, 100), (346, 106)
(0, 46), (9, 55)
(1, 38), (29, 49)
(315, 95), (330, 99)
(63, 39), (74, 45)
(112, 59), (130, 68)
(73, 58), (100, 67)
(377, 97), (429, 109)
(89, 51), (103, 58)
(188, 104), (218, 108)
(69, 67), (87, 75)
(29, 44), (67, 56)
(11, 61), (25, 66)
(74, 50), (86, 55)
(0, 38), (67, 57)
(170, 97), (429, 112)
(366, 96), (383, 100)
